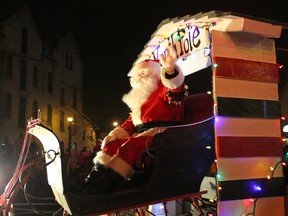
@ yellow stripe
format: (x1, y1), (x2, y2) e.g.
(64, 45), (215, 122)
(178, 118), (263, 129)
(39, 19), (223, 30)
(211, 30), (277, 63)
(214, 77), (279, 101)
(217, 157), (283, 181)
(215, 117), (281, 137)
(218, 197), (285, 216)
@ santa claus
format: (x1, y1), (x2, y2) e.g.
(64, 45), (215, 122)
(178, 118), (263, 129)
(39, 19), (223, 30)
(82, 44), (188, 195)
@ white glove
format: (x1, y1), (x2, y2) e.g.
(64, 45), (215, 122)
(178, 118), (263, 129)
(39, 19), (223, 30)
(160, 44), (177, 73)
(101, 133), (117, 149)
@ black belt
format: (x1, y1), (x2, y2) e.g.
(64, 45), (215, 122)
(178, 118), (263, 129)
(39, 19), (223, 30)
(135, 121), (181, 133)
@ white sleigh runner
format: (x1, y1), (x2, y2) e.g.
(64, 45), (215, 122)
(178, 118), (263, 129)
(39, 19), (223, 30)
(0, 93), (216, 216)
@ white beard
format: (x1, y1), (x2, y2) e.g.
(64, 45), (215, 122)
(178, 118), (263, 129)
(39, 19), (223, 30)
(122, 74), (159, 125)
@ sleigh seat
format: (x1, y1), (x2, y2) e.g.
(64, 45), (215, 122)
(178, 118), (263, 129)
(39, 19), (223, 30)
(28, 92), (215, 216)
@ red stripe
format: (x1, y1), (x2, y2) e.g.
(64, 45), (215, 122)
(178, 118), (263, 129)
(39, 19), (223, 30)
(214, 57), (279, 82)
(217, 136), (283, 157)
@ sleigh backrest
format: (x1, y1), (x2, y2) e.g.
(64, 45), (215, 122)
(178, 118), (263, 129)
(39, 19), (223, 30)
(182, 93), (214, 124)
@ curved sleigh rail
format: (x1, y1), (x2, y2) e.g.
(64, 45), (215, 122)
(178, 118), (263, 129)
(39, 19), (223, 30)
(27, 93), (216, 215)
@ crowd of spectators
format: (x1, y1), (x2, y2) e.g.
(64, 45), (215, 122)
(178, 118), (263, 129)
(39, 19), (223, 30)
(0, 139), (102, 194)
(0, 143), (17, 194)
(63, 142), (101, 186)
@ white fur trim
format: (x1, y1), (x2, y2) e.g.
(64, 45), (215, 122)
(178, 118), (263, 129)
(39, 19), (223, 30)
(122, 61), (160, 125)
(107, 155), (133, 179)
(161, 64), (184, 89)
(131, 60), (161, 79)
(93, 151), (111, 165)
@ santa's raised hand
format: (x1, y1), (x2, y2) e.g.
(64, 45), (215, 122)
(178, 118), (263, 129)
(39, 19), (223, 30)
(160, 44), (177, 74)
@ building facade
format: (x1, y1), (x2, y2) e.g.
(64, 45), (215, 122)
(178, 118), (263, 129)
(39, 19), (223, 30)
(0, 6), (96, 154)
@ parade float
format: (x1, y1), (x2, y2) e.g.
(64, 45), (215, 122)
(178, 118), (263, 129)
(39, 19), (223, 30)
(1, 10), (287, 216)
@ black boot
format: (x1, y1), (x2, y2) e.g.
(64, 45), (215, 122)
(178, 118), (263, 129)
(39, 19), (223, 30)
(81, 163), (124, 195)
(67, 162), (105, 193)
(84, 162), (105, 183)
(81, 162), (107, 194)
(102, 168), (125, 194)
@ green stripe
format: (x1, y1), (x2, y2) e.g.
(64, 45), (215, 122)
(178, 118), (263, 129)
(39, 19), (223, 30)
(218, 177), (285, 201)
(217, 97), (281, 118)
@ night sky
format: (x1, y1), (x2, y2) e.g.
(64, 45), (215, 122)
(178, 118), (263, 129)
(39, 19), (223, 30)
(3, 0), (288, 131)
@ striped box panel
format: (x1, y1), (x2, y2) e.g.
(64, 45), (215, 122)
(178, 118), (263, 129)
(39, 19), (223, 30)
(216, 136), (283, 157)
(224, 17), (282, 38)
(217, 97), (281, 119)
(217, 157), (283, 181)
(240, 18), (282, 38)
(215, 117), (281, 137)
(214, 77), (279, 101)
(212, 29), (284, 215)
(216, 96), (282, 158)
(211, 30), (277, 63)
(218, 197), (285, 216)
(213, 57), (279, 83)
(219, 177), (285, 201)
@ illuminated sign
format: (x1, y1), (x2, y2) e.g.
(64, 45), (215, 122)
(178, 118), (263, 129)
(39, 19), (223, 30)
(128, 24), (211, 76)
(151, 25), (210, 61)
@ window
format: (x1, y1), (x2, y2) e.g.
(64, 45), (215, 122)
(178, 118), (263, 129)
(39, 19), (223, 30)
(2, 92), (12, 119)
(69, 55), (73, 71)
(47, 104), (52, 127)
(43, 38), (53, 56)
(47, 71), (53, 93)
(65, 52), (73, 71)
(72, 91), (77, 109)
(32, 67), (38, 87)
(32, 100), (38, 119)
(21, 28), (28, 54)
(65, 52), (69, 69)
(18, 97), (26, 128)
(82, 129), (86, 141)
(90, 129), (94, 141)
(19, 60), (27, 90)
(6, 55), (13, 79)
(60, 111), (64, 131)
(60, 88), (65, 106)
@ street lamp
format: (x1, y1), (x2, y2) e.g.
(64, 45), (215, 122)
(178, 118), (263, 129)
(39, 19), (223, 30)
(67, 117), (74, 148)
(113, 121), (119, 127)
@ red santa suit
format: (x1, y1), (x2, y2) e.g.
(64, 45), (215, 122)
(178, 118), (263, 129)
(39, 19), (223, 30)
(83, 45), (188, 195)
(101, 60), (187, 167)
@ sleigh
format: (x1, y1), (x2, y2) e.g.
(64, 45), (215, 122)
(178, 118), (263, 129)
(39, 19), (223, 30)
(1, 92), (215, 215)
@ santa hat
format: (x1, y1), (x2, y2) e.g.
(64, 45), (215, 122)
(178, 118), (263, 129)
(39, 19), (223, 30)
(131, 59), (161, 78)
